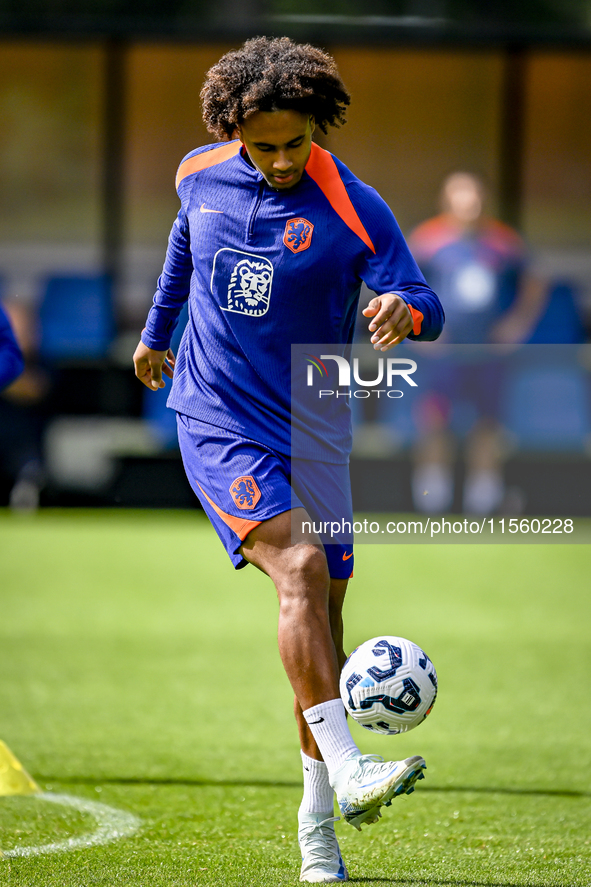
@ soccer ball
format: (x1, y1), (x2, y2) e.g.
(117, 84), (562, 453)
(340, 636), (437, 735)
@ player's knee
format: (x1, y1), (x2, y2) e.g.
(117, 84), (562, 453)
(277, 544), (330, 601)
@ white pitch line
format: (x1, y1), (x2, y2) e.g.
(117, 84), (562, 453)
(2, 792), (141, 858)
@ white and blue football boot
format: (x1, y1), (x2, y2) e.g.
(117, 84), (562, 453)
(298, 813), (349, 882)
(330, 754), (426, 831)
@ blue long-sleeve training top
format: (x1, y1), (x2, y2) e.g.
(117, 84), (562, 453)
(142, 140), (444, 461)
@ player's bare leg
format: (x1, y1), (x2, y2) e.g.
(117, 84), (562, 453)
(291, 579), (351, 880)
(241, 515), (352, 880)
(240, 511), (426, 836)
(295, 577), (349, 761)
(240, 508), (341, 711)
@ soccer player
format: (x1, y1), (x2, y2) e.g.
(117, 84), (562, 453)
(133, 37), (444, 883)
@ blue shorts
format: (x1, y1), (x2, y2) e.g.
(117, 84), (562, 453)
(176, 413), (354, 579)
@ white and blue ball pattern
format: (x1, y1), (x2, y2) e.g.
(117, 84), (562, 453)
(340, 636), (437, 735)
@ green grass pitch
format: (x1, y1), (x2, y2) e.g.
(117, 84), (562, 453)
(0, 508), (590, 886)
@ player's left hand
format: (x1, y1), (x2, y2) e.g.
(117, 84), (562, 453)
(363, 293), (413, 351)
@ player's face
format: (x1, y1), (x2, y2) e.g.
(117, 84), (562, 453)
(237, 110), (315, 190)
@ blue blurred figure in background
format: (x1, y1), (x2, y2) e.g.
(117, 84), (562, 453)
(409, 172), (548, 346)
(0, 300), (24, 391)
(0, 301), (50, 511)
(407, 172), (549, 515)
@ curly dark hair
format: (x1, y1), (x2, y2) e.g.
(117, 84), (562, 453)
(201, 36), (350, 140)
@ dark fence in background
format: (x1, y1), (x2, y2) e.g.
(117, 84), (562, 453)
(1, 4), (591, 292)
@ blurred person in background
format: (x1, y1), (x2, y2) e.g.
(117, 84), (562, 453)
(0, 301), (50, 511)
(407, 172), (547, 515)
(0, 300), (24, 391)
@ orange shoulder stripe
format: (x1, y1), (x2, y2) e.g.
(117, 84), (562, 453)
(196, 481), (261, 541)
(406, 304), (424, 336)
(305, 143), (375, 254)
(176, 141), (241, 190)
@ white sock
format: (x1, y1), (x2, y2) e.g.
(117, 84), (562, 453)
(302, 698), (360, 776)
(299, 751), (334, 816)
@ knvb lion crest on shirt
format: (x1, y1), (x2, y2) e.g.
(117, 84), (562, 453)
(213, 248), (274, 317)
(284, 218), (314, 254)
(230, 475), (261, 510)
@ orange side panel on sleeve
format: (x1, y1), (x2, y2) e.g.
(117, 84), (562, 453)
(406, 304), (424, 336)
(305, 143), (376, 254)
(196, 482), (261, 541)
(176, 141), (242, 190)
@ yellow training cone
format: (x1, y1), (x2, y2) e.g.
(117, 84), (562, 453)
(0, 741), (40, 796)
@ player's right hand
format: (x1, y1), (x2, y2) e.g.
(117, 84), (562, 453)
(133, 340), (176, 391)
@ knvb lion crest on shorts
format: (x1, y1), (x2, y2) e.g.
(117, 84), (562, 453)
(284, 218), (314, 254)
(213, 249), (273, 317)
(230, 475), (261, 510)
